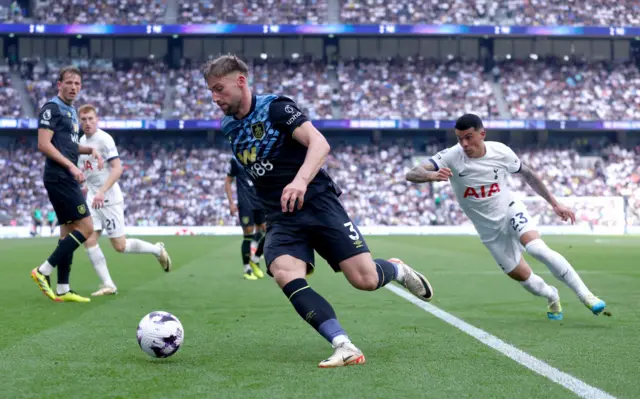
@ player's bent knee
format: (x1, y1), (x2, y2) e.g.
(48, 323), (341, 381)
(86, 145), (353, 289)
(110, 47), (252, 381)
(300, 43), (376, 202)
(270, 255), (307, 288)
(112, 238), (126, 253)
(507, 258), (532, 282)
(340, 253), (378, 291)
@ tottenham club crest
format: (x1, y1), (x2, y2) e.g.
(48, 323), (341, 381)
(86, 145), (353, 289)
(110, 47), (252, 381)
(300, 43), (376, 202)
(251, 122), (265, 140)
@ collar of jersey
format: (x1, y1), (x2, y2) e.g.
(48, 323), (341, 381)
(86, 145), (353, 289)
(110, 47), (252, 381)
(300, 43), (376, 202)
(233, 95), (257, 121)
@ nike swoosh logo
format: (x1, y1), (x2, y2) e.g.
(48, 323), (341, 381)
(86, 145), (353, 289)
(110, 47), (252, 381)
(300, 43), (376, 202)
(458, 173), (468, 177)
(342, 354), (354, 362)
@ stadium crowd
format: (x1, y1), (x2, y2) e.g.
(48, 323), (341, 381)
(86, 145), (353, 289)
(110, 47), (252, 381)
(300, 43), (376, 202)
(22, 59), (168, 120)
(2, 0), (639, 26)
(170, 60), (334, 120)
(1, 140), (638, 229)
(4, 58), (636, 122)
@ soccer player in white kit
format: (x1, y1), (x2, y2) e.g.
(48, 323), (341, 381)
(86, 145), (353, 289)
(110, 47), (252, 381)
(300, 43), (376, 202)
(406, 114), (607, 320)
(77, 104), (172, 296)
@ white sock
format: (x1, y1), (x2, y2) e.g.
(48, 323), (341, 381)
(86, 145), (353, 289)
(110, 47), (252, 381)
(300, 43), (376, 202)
(331, 334), (351, 346)
(243, 264), (252, 274)
(520, 273), (557, 301)
(57, 284), (70, 295)
(87, 245), (115, 287)
(393, 262), (406, 283)
(38, 261), (54, 276)
(526, 239), (592, 301)
(124, 238), (161, 256)
(250, 254), (260, 264)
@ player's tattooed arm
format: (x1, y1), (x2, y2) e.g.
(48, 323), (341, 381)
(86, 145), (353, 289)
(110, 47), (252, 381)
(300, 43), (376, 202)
(406, 162), (452, 183)
(518, 163), (557, 207)
(519, 163), (576, 224)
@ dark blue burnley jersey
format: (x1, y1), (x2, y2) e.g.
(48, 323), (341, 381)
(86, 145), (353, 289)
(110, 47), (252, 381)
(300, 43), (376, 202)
(38, 96), (89, 224)
(221, 95), (339, 215)
(38, 96), (81, 182)
(222, 94), (369, 275)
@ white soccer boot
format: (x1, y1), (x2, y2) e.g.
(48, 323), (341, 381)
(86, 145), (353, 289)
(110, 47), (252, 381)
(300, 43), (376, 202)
(318, 342), (366, 368)
(91, 284), (118, 296)
(155, 242), (172, 272)
(388, 258), (434, 302)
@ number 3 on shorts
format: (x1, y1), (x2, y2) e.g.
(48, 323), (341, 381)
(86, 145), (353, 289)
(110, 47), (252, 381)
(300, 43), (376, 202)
(510, 212), (528, 232)
(343, 222), (360, 241)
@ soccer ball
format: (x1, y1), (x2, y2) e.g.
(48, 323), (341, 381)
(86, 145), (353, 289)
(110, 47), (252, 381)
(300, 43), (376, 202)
(137, 311), (184, 358)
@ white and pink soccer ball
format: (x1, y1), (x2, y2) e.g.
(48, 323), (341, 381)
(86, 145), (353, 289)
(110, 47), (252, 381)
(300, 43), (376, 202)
(137, 311), (184, 358)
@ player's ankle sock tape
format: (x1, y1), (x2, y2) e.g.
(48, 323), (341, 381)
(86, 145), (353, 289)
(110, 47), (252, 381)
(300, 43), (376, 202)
(374, 258), (398, 289)
(282, 278), (344, 343)
(48, 230), (86, 267)
(242, 235), (252, 264)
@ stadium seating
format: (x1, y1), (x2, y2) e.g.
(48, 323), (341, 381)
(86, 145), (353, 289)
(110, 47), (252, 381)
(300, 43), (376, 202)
(2, 141), (638, 228)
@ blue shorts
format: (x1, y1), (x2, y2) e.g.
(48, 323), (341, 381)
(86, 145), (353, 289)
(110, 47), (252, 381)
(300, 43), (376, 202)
(264, 188), (370, 276)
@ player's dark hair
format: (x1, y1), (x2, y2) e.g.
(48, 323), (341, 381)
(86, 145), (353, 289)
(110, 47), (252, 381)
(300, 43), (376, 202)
(58, 66), (82, 82)
(202, 55), (249, 82)
(455, 114), (484, 131)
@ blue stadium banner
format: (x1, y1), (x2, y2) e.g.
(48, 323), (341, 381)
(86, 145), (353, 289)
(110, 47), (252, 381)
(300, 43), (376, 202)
(8, 118), (640, 130)
(3, 23), (639, 37)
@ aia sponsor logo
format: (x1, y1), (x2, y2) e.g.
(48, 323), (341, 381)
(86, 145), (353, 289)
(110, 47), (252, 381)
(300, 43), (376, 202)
(463, 183), (500, 198)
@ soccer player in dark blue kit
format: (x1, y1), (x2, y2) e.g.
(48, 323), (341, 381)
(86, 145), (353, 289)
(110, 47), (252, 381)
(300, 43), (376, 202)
(204, 55), (434, 368)
(30, 66), (103, 303)
(225, 157), (266, 280)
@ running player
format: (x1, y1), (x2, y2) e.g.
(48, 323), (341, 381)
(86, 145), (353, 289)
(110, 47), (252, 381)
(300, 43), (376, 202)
(203, 55), (434, 368)
(77, 104), (172, 296)
(406, 113), (607, 320)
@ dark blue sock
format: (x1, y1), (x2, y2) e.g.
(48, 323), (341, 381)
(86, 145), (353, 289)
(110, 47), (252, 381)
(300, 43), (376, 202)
(282, 278), (347, 343)
(241, 234), (252, 265)
(374, 258), (398, 289)
(48, 230), (85, 267)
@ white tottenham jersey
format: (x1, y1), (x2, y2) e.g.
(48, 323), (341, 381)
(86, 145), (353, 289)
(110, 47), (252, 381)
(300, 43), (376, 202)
(430, 141), (522, 241)
(78, 129), (124, 206)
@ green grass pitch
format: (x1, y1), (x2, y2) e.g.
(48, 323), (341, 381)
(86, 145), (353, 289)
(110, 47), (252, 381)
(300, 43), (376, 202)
(1, 235), (638, 398)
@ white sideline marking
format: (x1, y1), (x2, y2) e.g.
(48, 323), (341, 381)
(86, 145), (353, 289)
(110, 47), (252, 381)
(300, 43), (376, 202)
(385, 284), (616, 399)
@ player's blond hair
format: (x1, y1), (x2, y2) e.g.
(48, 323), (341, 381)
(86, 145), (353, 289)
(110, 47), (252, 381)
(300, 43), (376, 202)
(202, 55), (249, 82)
(78, 104), (97, 116)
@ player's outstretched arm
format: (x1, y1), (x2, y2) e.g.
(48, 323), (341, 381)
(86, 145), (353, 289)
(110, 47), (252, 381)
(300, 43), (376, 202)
(519, 163), (576, 224)
(406, 162), (452, 183)
(79, 144), (104, 170)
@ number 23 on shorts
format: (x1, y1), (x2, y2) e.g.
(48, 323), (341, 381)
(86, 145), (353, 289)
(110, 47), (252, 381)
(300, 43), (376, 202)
(510, 212), (528, 232)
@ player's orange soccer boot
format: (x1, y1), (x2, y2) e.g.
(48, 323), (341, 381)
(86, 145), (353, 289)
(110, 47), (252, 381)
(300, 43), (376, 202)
(318, 342), (366, 368)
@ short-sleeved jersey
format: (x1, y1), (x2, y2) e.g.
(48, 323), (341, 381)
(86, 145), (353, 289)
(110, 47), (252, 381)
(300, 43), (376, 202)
(47, 210), (56, 222)
(33, 208), (42, 220)
(78, 129), (124, 206)
(429, 141), (522, 241)
(227, 158), (261, 210)
(221, 95), (338, 213)
(38, 96), (80, 182)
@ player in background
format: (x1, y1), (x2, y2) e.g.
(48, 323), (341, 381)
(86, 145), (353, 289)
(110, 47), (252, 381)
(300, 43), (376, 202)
(47, 209), (57, 235)
(204, 55), (434, 368)
(406, 114), (606, 320)
(30, 206), (43, 236)
(31, 66), (102, 303)
(224, 157), (266, 280)
(77, 104), (172, 296)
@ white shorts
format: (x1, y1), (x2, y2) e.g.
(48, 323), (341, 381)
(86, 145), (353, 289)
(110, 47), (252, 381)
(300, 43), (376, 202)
(91, 203), (126, 238)
(482, 199), (537, 274)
